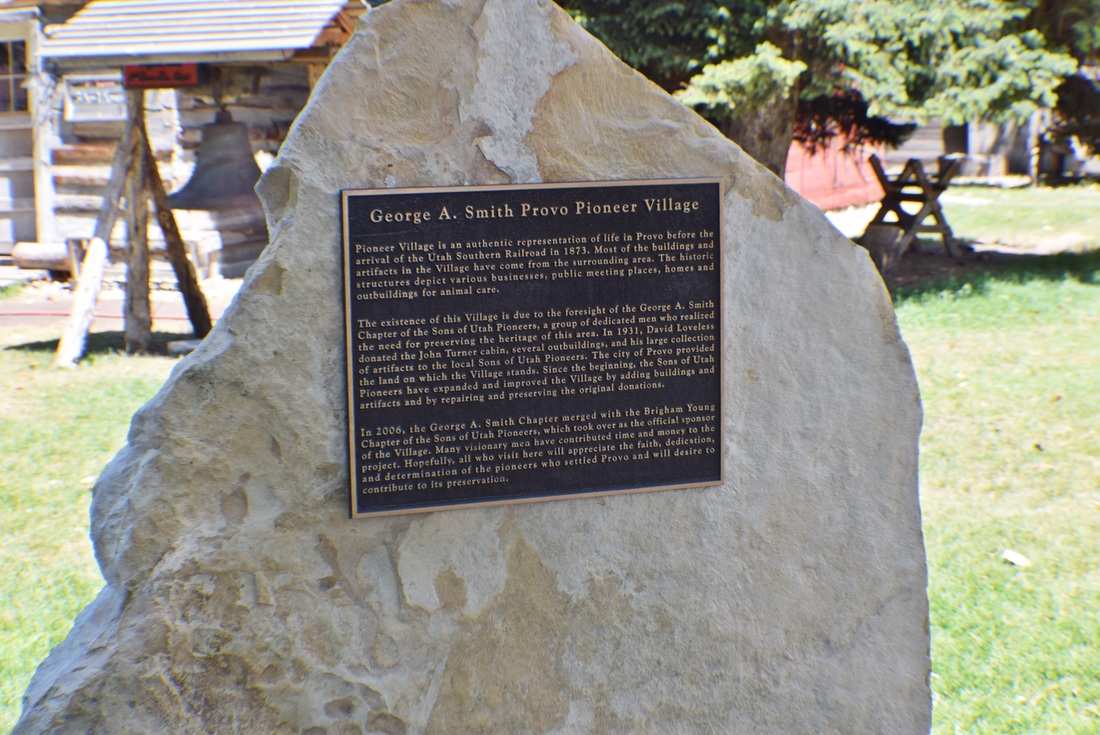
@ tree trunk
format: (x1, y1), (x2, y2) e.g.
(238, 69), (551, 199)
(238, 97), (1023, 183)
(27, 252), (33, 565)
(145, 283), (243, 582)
(720, 94), (797, 179)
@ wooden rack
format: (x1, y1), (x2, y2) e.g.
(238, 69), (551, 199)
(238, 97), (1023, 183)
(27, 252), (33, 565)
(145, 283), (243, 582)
(864, 155), (962, 266)
(54, 90), (211, 368)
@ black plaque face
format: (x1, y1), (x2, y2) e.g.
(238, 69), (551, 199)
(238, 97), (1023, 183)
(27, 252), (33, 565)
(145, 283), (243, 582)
(343, 179), (722, 517)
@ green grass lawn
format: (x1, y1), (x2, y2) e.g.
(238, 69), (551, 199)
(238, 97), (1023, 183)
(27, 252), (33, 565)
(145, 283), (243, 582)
(0, 328), (181, 733)
(942, 183), (1100, 253)
(892, 251), (1100, 733)
(1, 234), (1098, 733)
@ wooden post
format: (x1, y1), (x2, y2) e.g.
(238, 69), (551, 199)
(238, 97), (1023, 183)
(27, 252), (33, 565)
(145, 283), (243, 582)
(28, 17), (60, 250)
(53, 96), (141, 368)
(307, 62), (327, 90)
(125, 109), (153, 354)
(1028, 110), (1042, 187)
(67, 239), (84, 278)
(141, 130), (212, 339)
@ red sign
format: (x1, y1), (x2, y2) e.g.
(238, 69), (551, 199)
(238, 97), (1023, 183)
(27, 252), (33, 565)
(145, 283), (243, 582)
(123, 64), (199, 89)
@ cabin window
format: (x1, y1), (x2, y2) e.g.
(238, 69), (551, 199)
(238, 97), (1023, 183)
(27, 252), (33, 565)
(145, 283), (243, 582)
(0, 41), (27, 113)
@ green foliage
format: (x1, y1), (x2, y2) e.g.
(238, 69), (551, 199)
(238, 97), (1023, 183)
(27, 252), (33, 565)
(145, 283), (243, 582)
(1053, 74), (1100, 154)
(794, 90), (915, 152)
(785, 0), (1076, 124)
(562, 0), (1080, 171)
(1035, 0), (1100, 153)
(563, 0), (741, 90)
(675, 42), (806, 119)
(929, 32), (1074, 122)
(1027, 0), (1100, 58)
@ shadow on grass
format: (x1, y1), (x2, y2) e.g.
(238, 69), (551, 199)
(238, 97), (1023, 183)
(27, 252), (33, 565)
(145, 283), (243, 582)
(887, 247), (1100, 305)
(4, 330), (196, 357)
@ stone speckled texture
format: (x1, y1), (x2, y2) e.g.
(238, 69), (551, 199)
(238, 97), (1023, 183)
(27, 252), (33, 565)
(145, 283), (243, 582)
(14, 0), (930, 732)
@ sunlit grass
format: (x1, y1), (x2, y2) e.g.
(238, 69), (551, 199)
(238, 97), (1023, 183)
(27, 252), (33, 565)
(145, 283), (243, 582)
(942, 183), (1100, 252)
(0, 328), (179, 733)
(0, 281), (26, 300)
(894, 254), (1100, 734)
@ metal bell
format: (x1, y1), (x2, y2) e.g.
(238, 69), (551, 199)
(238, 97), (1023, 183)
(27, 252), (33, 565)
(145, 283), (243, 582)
(167, 109), (262, 211)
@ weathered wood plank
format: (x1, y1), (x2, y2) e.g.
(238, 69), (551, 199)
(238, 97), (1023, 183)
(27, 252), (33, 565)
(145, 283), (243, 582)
(142, 128), (212, 339)
(53, 95), (142, 368)
(11, 241), (72, 272)
(125, 124), (152, 354)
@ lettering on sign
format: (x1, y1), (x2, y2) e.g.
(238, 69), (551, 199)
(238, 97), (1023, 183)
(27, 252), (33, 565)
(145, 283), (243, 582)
(123, 64), (199, 89)
(63, 74), (126, 122)
(343, 180), (723, 517)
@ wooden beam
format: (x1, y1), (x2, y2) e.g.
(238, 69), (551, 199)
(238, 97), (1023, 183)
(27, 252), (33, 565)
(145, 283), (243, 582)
(28, 18), (60, 249)
(11, 241), (72, 272)
(53, 94), (141, 368)
(124, 118), (152, 354)
(142, 129), (212, 339)
(307, 62), (327, 90)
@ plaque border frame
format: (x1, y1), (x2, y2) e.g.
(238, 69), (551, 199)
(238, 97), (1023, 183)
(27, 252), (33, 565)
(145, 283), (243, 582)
(342, 178), (725, 518)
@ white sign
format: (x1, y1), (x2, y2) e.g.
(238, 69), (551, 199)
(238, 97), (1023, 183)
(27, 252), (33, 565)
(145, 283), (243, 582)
(63, 74), (126, 122)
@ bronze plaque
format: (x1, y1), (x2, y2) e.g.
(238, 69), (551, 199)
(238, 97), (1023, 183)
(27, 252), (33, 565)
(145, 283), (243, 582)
(343, 180), (722, 517)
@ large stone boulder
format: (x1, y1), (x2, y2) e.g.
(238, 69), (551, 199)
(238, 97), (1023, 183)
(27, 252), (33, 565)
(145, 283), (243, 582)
(15, 0), (929, 732)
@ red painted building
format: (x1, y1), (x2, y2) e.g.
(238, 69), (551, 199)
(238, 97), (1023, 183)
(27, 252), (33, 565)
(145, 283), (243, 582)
(785, 137), (885, 211)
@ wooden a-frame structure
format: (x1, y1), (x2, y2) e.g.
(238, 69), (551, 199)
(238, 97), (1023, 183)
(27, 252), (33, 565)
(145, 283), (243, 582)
(865, 154), (963, 262)
(53, 90), (211, 368)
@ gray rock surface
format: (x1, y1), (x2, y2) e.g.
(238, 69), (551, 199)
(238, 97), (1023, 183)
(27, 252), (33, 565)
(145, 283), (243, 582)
(15, 0), (930, 732)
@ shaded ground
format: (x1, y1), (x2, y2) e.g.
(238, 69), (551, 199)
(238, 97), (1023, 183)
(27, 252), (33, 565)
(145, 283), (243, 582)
(0, 273), (241, 356)
(883, 245), (1100, 296)
(824, 196), (1100, 297)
